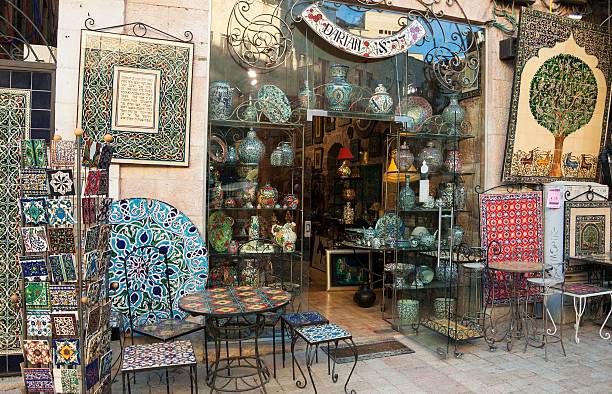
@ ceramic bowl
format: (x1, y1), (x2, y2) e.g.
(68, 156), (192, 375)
(397, 299), (419, 324)
(433, 297), (456, 320)
(416, 265), (434, 285)
(411, 226), (430, 238)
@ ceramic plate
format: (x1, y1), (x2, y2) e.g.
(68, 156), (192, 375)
(397, 96), (432, 131)
(417, 265), (434, 285)
(258, 85), (291, 123)
(208, 135), (227, 163)
(375, 213), (405, 241)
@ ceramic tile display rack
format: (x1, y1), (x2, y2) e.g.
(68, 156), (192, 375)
(17, 132), (114, 393)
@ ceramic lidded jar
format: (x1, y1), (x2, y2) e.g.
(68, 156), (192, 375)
(279, 142), (294, 166)
(209, 81), (233, 120)
(270, 146), (284, 167)
(397, 141), (414, 172)
(444, 149), (463, 173)
(454, 181), (466, 210)
(298, 80), (316, 109)
(399, 175), (416, 210)
(417, 141), (443, 172)
(283, 193), (299, 209)
(369, 84), (394, 114)
(226, 146), (237, 164)
(238, 128), (264, 165)
(342, 187), (356, 202)
(441, 93), (465, 135)
(242, 95), (258, 122)
(325, 64), (353, 111)
(258, 184), (278, 208)
(438, 182), (456, 209)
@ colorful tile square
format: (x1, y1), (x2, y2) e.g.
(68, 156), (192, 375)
(82, 139), (102, 168)
(53, 338), (80, 366)
(82, 197), (97, 225)
(21, 139), (47, 168)
(50, 140), (75, 168)
(47, 198), (75, 226)
(21, 226), (48, 253)
(84, 169), (105, 195)
(97, 144), (114, 170)
(49, 285), (78, 312)
(87, 306), (101, 334)
(49, 254), (77, 282)
(122, 341), (196, 371)
(51, 312), (79, 338)
(20, 168), (49, 196)
(25, 282), (50, 310)
(23, 339), (51, 365)
(26, 311), (52, 336)
(48, 227), (75, 254)
(84, 225), (100, 253)
(47, 169), (75, 196)
(23, 367), (54, 392)
(21, 197), (47, 225)
(19, 256), (48, 281)
(53, 367), (80, 394)
(84, 251), (100, 280)
(96, 197), (113, 223)
(99, 351), (112, 379)
(85, 358), (100, 390)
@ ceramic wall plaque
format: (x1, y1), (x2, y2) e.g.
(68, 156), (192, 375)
(563, 200), (612, 259)
(503, 9), (611, 183)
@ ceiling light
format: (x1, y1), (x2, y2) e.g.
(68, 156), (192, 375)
(247, 69), (257, 78)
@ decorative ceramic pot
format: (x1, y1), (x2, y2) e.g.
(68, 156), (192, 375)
(363, 227), (377, 244)
(223, 197), (238, 208)
(299, 80), (316, 109)
(368, 84), (393, 114)
(416, 265), (434, 285)
(438, 182), (456, 209)
(394, 275), (408, 289)
(325, 64), (353, 111)
(226, 146), (237, 164)
(270, 146), (283, 167)
(249, 215), (259, 240)
(441, 94), (465, 135)
(271, 222), (297, 252)
(397, 299), (419, 324)
(448, 225), (464, 246)
(240, 182), (258, 208)
(337, 160), (352, 178)
(417, 141), (443, 172)
(444, 149), (463, 173)
(242, 95), (258, 121)
(419, 231), (437, 249)
(279, 142), (294, 166)
(210, 182), (223, 209)
(399, 175), (416, 211)
(238, 128), (264, 165)
(436, 261), (457, 282)
(371, 237), (382, 249)
(343, 202), (354, 224)
(411, 226), (429, 238)
(342, 187), (356, 202)
(209, 80), (233, 120)
(258, 184), (278, 208)
(397, 142), (414, 172)
(353, 286), (376, 308)
(433, 297), (456, 320)
(282, 194), (299, 209)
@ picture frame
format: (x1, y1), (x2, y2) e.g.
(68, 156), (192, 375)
(324, 117), (336, 133)
(304, 122), (313, 147)
(326, 249), (371, 291)
(313, 116), (324, 144)
(563, 200), (612, 259)
(314, 147), (323, 171)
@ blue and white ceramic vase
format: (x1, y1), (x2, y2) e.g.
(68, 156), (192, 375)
(369, 84), (393, 114)
(325, 64), (353, 111)
(209, 80), (233, 120)
(226, 146), (237, 164)
(270, 146), (283, 167)
(242, 95), (258, 122)
(299, 80), (316, 109)
(238, 128), (264, 165)
(399, 175), (416, 210)
(279, 142), (294, 166)
(441, 94), (465, 135)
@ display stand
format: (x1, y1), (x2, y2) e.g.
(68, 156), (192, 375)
(17, 130), (114, 393)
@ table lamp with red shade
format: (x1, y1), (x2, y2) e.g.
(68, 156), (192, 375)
(337, 146), (353, 178)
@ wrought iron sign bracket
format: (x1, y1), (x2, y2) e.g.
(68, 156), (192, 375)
(84, 18), (194, 43)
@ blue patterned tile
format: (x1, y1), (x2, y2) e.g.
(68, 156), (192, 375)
(296, 324), (352, 344)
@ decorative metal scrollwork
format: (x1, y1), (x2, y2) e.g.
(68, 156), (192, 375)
(84, 18), (193, 43)
(227, 0), (294, 71)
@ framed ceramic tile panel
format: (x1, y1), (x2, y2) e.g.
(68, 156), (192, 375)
(23, 367), (54, 392)
(51, 312), (79, 338)
(49, 140), (75, 168)
(563, 200), (612, 259)
(48, 227), (75, 254)
(503, 9), (612, 183)
(77, 30), (194, 166)
(53, 338), (81, 366)
(326, 249), (371, 291)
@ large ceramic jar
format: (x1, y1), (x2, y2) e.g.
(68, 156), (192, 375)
(399, 175), (416, 210)
(444, 149), (463, 173)
(433, 297), (456, 320)
(209, 80), (233, 120)
(238, 128), (264, 165)
(397, 142), (414, 172)
(279, 142), (294, 166)
(417, 141), (443, 172)
(397, 299), (419, 324)
(441, 94), (465, 135)
(369, 84), (393, 114)
(298, 80), (316, 109)
(325, 64), (353, 111)
(270, 146), (283, 167)
(258, 184), (278, 208)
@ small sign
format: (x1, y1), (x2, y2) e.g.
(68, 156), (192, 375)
(547, 188), (561, 209)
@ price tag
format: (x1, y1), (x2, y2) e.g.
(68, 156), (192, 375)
(547, 188), (561, 209)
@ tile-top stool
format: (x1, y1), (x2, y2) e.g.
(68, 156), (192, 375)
(281, 311), (329, 377)
(556, 283), (612, 344)
(121, 340), (198, 394)
(292, 323), (357, 394)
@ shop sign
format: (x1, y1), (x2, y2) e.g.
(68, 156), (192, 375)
(302, 4), (426, 58)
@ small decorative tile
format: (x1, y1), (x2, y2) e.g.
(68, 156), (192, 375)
(98, 224), (110, 251)
(82, 140), (102, 168)
(295, 323), (352, 344)
(122, 341), (197, 371)
(98, 301), (112, 330)
(282, 311), (329, 328)
(21, 197), (47, 224)
(19, 256), (48, 281)
(84, 225), (101, 253)
(99, 351), (112, 379)
(47, 198), (75, 226)
(87, 280), (102, 305)
(21, 139), (47, 168)
(49, 254), (77, 282)
(96, 198), (113, 223)
(23, 367), (54, 392)
(85, 329), (111, 364)
(23, 339), (51, 365)
(97, 144), (114, 170)
(82, 197), (97, 225)
(51, 312), (79, 338)
(87, 306), (101, 334)
(21, 226), (48, 253)
(50, 140), (75, 168)
(25, 282), (50, 310)
(53, 367), (80, 394)
(27, 311), (52, 336)
(85, 251), (100, 280)
(99, 250), (112, 275)
(84, 169), (105, 195)
(47, 169), (75, 196)
(20, 168), (49, 196)
(53, 338), (80, 366)
(49, 285), (78, 311)
(48, 227), (75, 254)
(98, 170), (109, 195)
(85, 358), (100, 390)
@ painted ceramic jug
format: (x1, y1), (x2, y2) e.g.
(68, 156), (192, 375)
(325, 64), (353, 111)
(369, 84), (394, 114)
(441, 94), (465, 135)
(238, 128), (264, 165)
(270, 146), (284, 167)
(209, 80), (234, 120)
(399, 175), (416, 210)
(271, 222), (297, 252)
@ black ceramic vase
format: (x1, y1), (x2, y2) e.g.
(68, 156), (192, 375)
(353, 285), (376, 308)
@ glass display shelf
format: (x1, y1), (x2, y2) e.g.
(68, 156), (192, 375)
(209, 207), (303, 212)
(399, 132), (476, 142)
(210, 119), (303, 130)
(398, 208), (468, 213)
(209, 251), (303, 258)
(341, 241), (437, 253)
(210, 162), (303, 170)
(305, 108), (408, 123)
(384, 280), (459, 291)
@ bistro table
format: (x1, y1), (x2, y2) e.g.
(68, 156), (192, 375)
(179, 286), (291, 393)
(485, 261), (543, 351)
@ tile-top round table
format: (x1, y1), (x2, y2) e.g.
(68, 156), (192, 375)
(179, 286), (291, 393)
(485, 261), (543, 352)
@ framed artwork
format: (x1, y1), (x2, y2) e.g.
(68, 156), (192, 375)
(313, 116), (324, 144)
(77, 30), (194, 166)
(502, 9), (612, 183)
(563, 200), (612, 259)
(326, 249), (371, 291)
(313, 148), (323, 171)
(349, 139), (360, 162)
(324, 117), (336, 133)
(368, 133), (381, 158)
